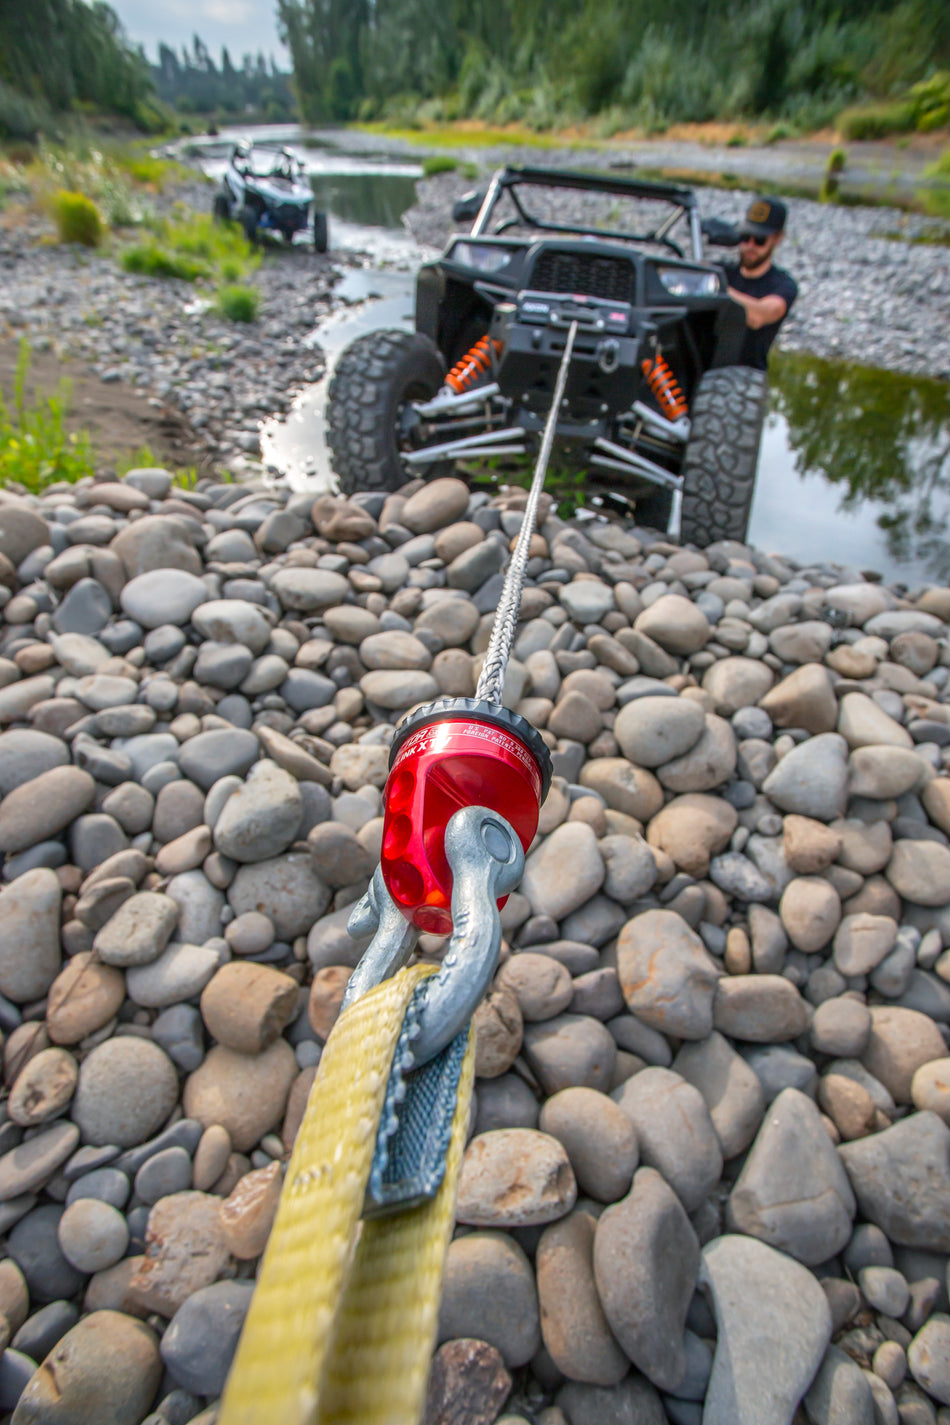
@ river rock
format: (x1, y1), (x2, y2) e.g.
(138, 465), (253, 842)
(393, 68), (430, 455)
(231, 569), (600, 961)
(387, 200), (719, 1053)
(833, 913), (898, 976)
(438, 1232), (540, 1368)
(727, 1088), (855, 1264)
(656, 714), (736, 793)
(127, 1191), (235, 1318)
(862, 1005), (947, 1103)
(646, 794), (737, 877)
(10, 1309), (161, 1425)
(424, 1338), (513, 1425)
(762, 733), (850, 821)
(8, 1047), (77, 1127)
(635, 595), (709, 654)
(613, 696), (705, 768)
(0, 1121), (79, 1202)
(907, 1315), (950, 1405)
(804, 1344), (877, 1425)
(200, 962), (298, 1055)
(72, 1037), (179, 1148)
(219, 1162), (281, 1260)
(521, 1015), (616, 1095)
(0, 765), (95, 853)
(617, 909), (719, 1040)
(613, 1067), (722, 1211)
(838, 692), (913, 749)
(401, 477), (471, 533)
(497, 954), (574, 1022)
(190, 598), (272, 653)
(886, 840), (950, 907)
(0, 868), (61, 1003)
(594, 1166), (699, 1391)
(212, 759), (302, 863)
(714, 974), (810, 1042)
(700, 1234), (831, 1425)
(538, 1088), (638, 1202)
(521, 823), (605, 920)
(120, 570), (207, 629)
(0, 729), (68, 795)
(111, 514), (202, 576)
(456, 1129), (576, 1227)
(159, 1279), (255, 1397)
(760, 663), (838, 734)
(183, 1040), (297, 1151)
(839, 1112), (950, 1251)
(228, 852), (331, 940)
(536, 1210), (628, 1386)
(57, 1198), (129, 1273)
(702, 657), (774, 716)
(125, 940), (219, 1009)
(45, 953), (126, 1044)
(779, 876), (842, 953)
(93, 890), (178, 968)
(673, 1032), (765, 1160)
(577, 758), (664, 820)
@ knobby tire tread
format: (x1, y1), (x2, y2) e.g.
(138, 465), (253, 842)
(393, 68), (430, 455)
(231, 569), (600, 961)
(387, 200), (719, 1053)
(327, 330), (445, 495)
(678, 365), (768, 547)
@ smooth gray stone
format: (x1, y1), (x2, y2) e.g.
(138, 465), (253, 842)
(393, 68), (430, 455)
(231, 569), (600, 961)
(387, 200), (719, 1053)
(99, 619), (142, 655)
(144, 625), (187, 663)
(134, 1146), (193, 1205)
(279, 669), (336, 712)
(0, 730), (68, 797)
(0, 1195), (36, 1234)
(0, 1122), (79, 1203)
(839, 1112), (950, 1251)
(741, 1044), (818, 1103)
(727, 1088), (855, 1266)
(555, 1377), (667, 1425)
(804, 1343), (876, 1425)
(151, 1004), (205, 1072)
(11, 1299), (79, 1364)
(700, 1234), (831, 1425)
(114, 732), (180, 779)
(2, 842), (67, 881)
(0, 1349), (37, 1412)
(115, 1118), (203, 1177)
(64, 1167), (131, 1210)
(51, 578), (112, 635)
(178, 729), (259, 789)
(194, 641), (254, 690)
(762, 733), (849, 821)
(68, 813), (128, 872)
(473, 1075), (540, 1135)
(613, 1068), (722, 1212)
(159, 1280), (255, 1395)
(62, 1144), (120, 1182)
(7, 1205), (87, 1302)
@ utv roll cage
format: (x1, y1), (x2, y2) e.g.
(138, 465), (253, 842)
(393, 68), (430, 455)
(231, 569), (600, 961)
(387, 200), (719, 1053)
(459, 165), (705, 262)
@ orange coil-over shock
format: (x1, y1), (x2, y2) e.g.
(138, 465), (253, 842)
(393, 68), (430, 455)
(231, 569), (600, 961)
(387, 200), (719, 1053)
(642, 353), (689, 421)
(445, 335), (502, 394)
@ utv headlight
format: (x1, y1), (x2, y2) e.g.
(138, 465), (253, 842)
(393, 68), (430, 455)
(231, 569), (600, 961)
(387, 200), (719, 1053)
(450, 242), (515, 274)
(656, 266), (721, 297)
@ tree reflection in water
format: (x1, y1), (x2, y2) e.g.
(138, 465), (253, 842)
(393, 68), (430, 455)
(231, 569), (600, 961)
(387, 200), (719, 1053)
(770, 351), (950, 581)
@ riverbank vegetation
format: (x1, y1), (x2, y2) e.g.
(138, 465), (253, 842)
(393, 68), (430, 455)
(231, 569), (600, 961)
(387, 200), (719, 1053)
(277, 0), (949, 136)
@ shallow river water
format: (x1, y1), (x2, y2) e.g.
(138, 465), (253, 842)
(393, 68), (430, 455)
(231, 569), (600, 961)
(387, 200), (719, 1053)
(179, 125), (950, 588)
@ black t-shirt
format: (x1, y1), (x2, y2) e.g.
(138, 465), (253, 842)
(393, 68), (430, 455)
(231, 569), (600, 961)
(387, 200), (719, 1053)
(723, 262), (798, 371)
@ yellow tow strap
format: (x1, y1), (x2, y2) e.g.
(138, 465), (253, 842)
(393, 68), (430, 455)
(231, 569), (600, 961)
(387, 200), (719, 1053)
(218, 962), (475, 1425)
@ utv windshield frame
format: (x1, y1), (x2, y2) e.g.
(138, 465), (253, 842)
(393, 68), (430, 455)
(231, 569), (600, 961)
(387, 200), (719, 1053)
(468, 165), (705, 263)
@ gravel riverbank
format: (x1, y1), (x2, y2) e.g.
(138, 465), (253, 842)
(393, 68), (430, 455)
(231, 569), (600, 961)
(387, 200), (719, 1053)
(1, 470), (950, 1422)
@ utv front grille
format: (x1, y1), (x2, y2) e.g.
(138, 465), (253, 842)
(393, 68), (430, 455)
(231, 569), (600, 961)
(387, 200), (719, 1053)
(529, 250), (636, 303)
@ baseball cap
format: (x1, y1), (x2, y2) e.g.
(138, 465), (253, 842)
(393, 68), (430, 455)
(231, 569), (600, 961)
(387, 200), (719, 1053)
(740, 197), (787, 238)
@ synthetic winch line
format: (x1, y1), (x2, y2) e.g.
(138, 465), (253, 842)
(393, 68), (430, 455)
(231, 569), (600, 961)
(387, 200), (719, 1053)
(218, 963), (475, 1425)
(475, 319), (579, 707)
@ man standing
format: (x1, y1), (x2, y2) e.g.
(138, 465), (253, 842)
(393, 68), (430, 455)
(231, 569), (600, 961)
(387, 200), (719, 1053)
(723, 197), (798, 371)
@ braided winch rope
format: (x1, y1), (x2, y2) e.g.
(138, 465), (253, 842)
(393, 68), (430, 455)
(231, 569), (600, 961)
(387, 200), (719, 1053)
(474, 320), (578, 707)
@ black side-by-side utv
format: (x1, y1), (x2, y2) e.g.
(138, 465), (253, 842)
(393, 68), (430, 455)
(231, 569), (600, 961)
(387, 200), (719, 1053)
(326, 165), (765, 545)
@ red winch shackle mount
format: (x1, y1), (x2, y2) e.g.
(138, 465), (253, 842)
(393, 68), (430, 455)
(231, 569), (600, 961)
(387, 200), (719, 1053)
(380, 695), (553, 935)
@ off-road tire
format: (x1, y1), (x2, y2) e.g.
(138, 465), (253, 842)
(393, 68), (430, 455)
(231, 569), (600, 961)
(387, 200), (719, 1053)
(678, 365), (768, 547)
(313, 211), (329, 253)
(239, 204), (259, 244)
(212, 192), (229, 223)
(327, 330), (446, 495)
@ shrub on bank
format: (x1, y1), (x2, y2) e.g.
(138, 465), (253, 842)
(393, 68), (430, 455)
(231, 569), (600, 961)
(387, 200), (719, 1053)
(51, 189), (103, 246)
(217, 285), (259, 322)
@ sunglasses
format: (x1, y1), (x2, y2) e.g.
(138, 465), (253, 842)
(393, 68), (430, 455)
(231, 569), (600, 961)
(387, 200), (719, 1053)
(739, 232), (770, 246)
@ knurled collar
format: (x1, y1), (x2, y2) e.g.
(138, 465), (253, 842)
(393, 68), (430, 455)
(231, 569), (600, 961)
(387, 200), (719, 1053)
(389, 696), (552, 802)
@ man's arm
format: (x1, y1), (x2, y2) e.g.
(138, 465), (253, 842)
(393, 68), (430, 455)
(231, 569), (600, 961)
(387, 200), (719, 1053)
(727, 286), (788, 330)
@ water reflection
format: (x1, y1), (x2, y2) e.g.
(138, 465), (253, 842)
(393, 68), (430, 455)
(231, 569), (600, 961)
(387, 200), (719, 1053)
(759, 351), (950, 584)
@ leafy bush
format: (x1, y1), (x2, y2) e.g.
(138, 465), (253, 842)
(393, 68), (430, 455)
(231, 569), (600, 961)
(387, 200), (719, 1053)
(0, 340), (94, 492)
(51, 189), (103, 245)
(216, 285), (259, 322)
(836, 100), (915, 140)
(121, 242), (207, 281)
(422, 155), (458, 176)
(120, 212), (258, 286)
(827, 147), (847, 173)
(921, 148), (950, 219)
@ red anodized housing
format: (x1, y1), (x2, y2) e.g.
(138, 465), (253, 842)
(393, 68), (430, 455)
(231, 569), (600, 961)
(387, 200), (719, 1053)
(381, 697), (553, 935)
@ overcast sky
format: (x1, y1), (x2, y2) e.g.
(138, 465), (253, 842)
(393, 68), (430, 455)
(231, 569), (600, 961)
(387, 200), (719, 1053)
(109, 0), (290, 66)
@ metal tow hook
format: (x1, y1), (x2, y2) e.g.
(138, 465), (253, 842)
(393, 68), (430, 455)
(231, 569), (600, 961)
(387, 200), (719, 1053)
(342, 804), (525, 1068)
